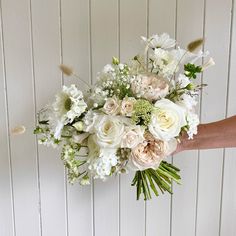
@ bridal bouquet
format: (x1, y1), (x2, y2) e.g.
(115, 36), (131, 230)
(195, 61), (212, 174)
(34, 33), (214, 200)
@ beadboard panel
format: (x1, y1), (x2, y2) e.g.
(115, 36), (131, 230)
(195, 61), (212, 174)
(0, 1), (235, 236)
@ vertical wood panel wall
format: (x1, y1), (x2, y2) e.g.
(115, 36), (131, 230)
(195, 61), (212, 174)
(0, 0), (235, 236)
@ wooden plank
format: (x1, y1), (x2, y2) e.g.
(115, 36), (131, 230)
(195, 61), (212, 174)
(90, 0), (119, 235)
(119, 1), (146, 235)
(146, 1), (176, 236)
(171, 1), (205, 236)
(220, 0), (236, 235)
(1, 0), (41, 235)
(0, 4), (14, 235)
(30, 0), (68, 235)
(196, 0), (232, 235)
(60, 1), (92, 235)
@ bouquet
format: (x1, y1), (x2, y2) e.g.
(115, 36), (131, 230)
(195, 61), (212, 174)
(34, 33), (214, 200)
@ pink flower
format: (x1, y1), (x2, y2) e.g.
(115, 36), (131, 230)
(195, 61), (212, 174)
(131, 73), (169, 101)
(130, 133), (176, 170)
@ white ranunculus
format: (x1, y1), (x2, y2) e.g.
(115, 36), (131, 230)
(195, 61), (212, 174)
(149, 99), (187, 141)
(121, 125), (145, 149)
(94, 115), (125, 148)
(103, 97), (120, 115)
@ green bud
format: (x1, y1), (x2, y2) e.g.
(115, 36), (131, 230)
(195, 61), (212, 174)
(186, 83), (195, 90)
(112, 57), (119, 65)
(73, 121), (84, 131)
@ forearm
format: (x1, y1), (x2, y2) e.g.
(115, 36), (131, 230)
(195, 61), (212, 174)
(179, 115), (236, 151)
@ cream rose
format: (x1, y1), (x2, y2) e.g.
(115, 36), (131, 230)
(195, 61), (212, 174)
(131, 73), (169, 101)
(120, 97), (136, 117)
(129, 133), (177, 171)
(103, 97), (120, 115)
(121, 125), (145, 149)
(94, 115), (124, 148)
(149, 99), (186, 141)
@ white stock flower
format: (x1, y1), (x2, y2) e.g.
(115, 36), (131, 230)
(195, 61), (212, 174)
(178, 93), (198, 111)
(186, 112), (199, 139)
(87, 135), (118, 180)
(103, 97), (120, 115)
(121, 125), (145, 149)
(120, 97), (136, 116)
(94, 115), (125, 148)
(53, 84), (87, 124)
(142, 33), (176, 49)
(149, 99), (187, 141)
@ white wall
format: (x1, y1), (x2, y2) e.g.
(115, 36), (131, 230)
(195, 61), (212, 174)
(0, 0), (236, 236)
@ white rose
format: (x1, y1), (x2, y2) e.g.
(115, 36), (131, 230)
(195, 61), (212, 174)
(121, 125), (145, 149)
(94, 115), (125, 148)
(103, 97), (120, 115)
(149, 99), (187, 141)
(120, 97), (136, 117)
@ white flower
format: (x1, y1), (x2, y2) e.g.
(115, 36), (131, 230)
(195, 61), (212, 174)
(103, 64), (114, 73)
(142, 33), (176, 49)
(131, 73), (169, 101)
(87, 135), (118, 180)
(186, 112), (199, 139)
(83, 110), (99, 133)
(202, 57), (215, 71)
(121, 125), (145, 149)
(103, 97), (120, 115)
(151, 49), (179, 77)
(53, 84), (87, 124)
(120, 97), (136, 116)
(177, 74), (190, 88)
(149, 99), (187, 141)
(94, 115), (125, 148)
(178, 93), (198, 111)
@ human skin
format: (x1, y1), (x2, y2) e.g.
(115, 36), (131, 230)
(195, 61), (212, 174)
(175, 115), (236, 153)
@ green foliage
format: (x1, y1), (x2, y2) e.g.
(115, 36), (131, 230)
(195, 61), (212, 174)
(131, 161), (181, 200)
(131, 99), (153, 126)
(184, 63), (202, 79)
(61, 143), (87, 184)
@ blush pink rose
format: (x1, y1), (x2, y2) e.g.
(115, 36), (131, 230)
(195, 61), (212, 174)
(129, 133), (176, 170)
